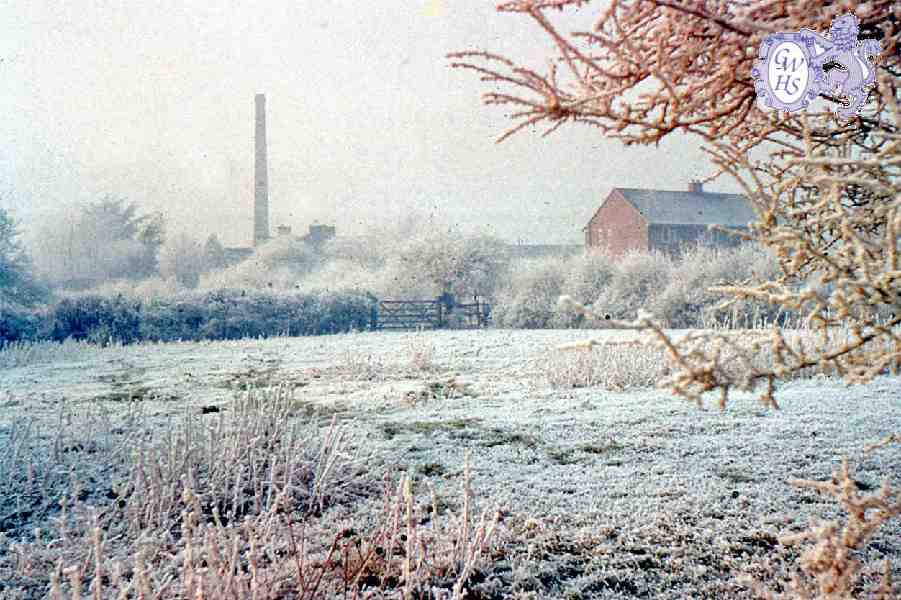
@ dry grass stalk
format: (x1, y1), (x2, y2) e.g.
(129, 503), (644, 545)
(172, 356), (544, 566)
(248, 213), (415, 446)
(406, 336), (436, 372)
(403, 373), (476, 405)
(545, 338), (667, 390)
(0, 377), (504, 598)
(549, 321), (861, 396)
(0, 338), (119, 369)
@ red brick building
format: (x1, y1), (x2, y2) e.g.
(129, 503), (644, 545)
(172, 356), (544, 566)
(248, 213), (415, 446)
(583, 182), (756, 256)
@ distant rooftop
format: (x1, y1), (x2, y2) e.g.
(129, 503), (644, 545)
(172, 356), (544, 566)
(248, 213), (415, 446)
(615, 187), (755, 227)
(506, 243), (583, 259)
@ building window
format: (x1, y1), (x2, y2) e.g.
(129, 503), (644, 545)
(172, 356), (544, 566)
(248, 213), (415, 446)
(655, 226), (673, 246)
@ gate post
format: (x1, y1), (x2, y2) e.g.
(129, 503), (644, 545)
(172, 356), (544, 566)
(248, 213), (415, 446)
(370, 305), (378, 331)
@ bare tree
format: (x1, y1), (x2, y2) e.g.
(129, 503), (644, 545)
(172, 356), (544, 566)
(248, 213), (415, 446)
(32, 198), (165, 287)
(159, 232), (205, 288)
(202, 234), (228, 271)
(449, 1), (897, 149)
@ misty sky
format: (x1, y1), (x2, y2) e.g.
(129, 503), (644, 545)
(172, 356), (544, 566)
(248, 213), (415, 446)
(1, 0), (728, 248)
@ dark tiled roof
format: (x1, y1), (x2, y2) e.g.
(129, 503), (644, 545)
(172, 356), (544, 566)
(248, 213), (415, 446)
(616, 188), (756, 226)
(506, 244), (584, 259)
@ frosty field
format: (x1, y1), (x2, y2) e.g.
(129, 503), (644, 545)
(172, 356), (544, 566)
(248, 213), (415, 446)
(1, 329), (899, 598)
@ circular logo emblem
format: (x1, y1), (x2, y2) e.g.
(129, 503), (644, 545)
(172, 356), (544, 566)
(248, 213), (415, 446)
(753, 32), (819, 113)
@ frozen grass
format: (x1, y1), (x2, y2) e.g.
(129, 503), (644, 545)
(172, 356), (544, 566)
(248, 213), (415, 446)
(0, 382), (504, 599)
(540, 340), (665, 390)
(537, 327), (884, 394)
(331, 334), (440, 384)
(0, 329), (898, 598)
(0, 339), (119, 369)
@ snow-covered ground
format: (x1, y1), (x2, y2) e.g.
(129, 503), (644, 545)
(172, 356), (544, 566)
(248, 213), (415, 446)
(1, 329), (899, 598)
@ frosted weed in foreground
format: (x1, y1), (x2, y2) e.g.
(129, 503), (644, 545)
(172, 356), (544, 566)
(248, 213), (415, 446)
(542, 339), (665, 390)
(403, 372), (477, 406)
(405, 335), (437, 372)
(1, 384), (507, 599)
(744, 447), (901, 599)
(0, 338), (122, 369)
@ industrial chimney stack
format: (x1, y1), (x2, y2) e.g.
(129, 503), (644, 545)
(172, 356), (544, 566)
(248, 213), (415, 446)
(253, 93), (270, 246)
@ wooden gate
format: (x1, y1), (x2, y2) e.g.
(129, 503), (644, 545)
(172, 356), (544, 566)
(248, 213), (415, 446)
(371, 295), (491, 331)
(374, 300), (444, 330)
(451, 298), (491, 328)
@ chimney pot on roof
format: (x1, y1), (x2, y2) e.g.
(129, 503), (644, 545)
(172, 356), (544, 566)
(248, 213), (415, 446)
(688, 179), (703, 193)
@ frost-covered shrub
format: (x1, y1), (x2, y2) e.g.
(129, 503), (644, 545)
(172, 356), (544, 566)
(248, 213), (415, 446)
(492, 257), (568, 328)
(196, 226), (509, 301)
(26, 290), (375, 344)
(593, 250), (672, 321)
(315, 291), (377, 333)
(320, 235), (386, 270)
(371, 255), (438, 299)
(138, 299), (210, 341)
(47, 295), (142, 345)
(382, 231), (510, 299)
(31, 200), (163, 287)
(0, 304), (42, 343)
(197, 236), (322, 292)
(202, 234), (228, 271)
(556, 251), (616, 327)
(493, 247), (785, 330)
(137, 290), (375, 341)
(299, 259), (382, 295)
(256, 235), (322, 272)
(563, 250), (616, 302)
(648, 244), (782, 328)
(493, 251), (616, 329)
(158, 232), (205, 288)
(309, 227), (511, 301)
(540, 341), (667, 390)
(199, 261), (299, 292)
(78, 276), (180, 303)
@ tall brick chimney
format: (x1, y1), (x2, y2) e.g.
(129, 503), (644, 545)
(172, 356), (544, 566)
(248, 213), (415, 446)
(253, 93), (270, 247)
(688, 179), (704, 193)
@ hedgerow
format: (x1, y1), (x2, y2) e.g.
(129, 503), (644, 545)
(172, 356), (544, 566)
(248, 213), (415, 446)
(0, 290), (376, 345)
